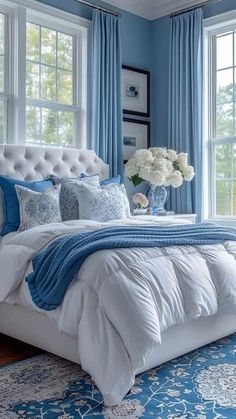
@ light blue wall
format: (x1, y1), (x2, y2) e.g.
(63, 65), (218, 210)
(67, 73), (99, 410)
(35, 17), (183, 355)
(151, 0), (236, 147)
(37, 0), (152, 70)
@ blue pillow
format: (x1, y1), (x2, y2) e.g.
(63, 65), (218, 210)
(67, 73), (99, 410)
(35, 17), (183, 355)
(81, 173), (121, 187)
(100, 175), (121, 186)
(0, 176), (53, 235)
(80, 173), (99, 180)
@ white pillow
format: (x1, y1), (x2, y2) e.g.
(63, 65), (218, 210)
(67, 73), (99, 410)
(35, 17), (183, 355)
(15, 184), (61, 231)
(102, 183), (131, 218)
(49, 175), (100, 221)
(75, 183), (127, 222)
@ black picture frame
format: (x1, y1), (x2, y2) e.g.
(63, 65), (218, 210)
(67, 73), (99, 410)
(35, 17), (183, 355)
(122, 65), (150, 117)
(123, 118), (151, 163)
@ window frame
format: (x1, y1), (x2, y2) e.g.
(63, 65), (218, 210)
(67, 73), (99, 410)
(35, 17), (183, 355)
(0, 4), (14, 143)
(204, 11), (236, 225)
(0, 0), (89, 148)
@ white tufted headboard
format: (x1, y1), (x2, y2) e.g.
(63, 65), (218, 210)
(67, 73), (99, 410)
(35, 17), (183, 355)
(0, 145), (109, 231)
(0, 145), (109, 181)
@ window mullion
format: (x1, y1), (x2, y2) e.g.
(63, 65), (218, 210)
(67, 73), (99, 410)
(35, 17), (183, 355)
(73, 34), (78, 147)
(40, 106), (42, 146)
(210, 35), (217, 217)
(39, 25), (42, 102)
(15, 6), (26, 144)
(4, 12), (11, 143)
(56, 30), (58, 104)
(26, 98), (78, 112)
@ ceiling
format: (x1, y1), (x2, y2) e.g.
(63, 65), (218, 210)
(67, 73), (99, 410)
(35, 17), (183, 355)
(105, 0), (208, 20)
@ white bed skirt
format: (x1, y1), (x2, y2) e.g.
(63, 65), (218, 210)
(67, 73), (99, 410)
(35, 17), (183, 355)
(1, 302), (236, 374)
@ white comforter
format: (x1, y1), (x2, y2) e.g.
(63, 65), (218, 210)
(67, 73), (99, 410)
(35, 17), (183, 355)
(1, 216), (236, 406)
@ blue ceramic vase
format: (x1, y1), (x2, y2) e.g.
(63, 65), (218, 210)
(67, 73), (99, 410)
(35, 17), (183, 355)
(147, 184), (168, 214)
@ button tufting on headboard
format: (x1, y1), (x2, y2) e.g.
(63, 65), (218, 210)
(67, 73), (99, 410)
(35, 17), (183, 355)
(0, 145), (109, 181)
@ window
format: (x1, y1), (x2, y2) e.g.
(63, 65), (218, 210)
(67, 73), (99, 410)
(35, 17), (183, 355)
(26, 22), (75, 146)
(0, 13), (6, 141)
(205, 14), (236, 220)
(0, 10), (12, 143)
(0, 0), (88, 148)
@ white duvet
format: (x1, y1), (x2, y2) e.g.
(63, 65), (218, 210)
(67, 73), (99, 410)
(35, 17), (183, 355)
(1, 216), (236, 405)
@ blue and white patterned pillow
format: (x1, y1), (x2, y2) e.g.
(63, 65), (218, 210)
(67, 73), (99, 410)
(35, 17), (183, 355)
(48, 175), (100, 221)
(15, 185), (62, 231)
(74, 183), (127, 222)
(101, 183), (131, 218)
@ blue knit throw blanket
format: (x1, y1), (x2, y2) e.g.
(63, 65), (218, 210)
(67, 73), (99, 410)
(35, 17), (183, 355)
(27, 223), (236, 310)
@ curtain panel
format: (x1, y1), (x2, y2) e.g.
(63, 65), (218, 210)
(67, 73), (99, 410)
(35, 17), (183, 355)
(91, 10), (123, 177)
(168, 9), (203, 219)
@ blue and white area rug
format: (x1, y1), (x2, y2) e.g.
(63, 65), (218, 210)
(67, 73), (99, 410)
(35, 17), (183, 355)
(0, 334), (236, 419)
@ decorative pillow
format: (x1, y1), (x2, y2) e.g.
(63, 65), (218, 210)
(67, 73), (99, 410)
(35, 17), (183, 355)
(100, 175), (121, 186)
(49, 174), (100, 188)
(74, 183), (127, 222)
(15, 184), (61, 232)
(80, 173), (121, 187)
(0, 176), (53, 236)
(48, 175), (100, 221)
(102, 183), (131, 218)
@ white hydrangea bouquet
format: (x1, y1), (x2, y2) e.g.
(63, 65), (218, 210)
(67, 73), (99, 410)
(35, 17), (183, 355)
(125, 147), (195, 187)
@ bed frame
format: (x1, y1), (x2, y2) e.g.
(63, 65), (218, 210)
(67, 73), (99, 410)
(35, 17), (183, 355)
(0, 144), (236, 375)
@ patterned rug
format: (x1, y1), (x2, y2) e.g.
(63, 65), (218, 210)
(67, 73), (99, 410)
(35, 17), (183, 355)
(0, 334), (236, 419)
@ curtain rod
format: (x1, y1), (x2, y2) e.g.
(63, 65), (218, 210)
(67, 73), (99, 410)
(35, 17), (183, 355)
(170, 0), (221, 18)
(74, 0), (121, 17)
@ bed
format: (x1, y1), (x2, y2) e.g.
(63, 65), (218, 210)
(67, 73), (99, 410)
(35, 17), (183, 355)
(0, 144), (236, 406)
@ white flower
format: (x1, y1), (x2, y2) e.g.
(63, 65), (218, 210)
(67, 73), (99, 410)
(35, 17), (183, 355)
(153, 157), (168, 172)
(148, 171), (166, 186)
(124, 159), (139, 178)
(166, 159), (174, 173)
(150, 147), (168, 159)
(167, 149), (178, 162)
(125, 147), (194, 188)
(177, 152), (188, 169)
(183, 165), (195, 181)
(134, 149), (154, 166)
(165, 170), (183, 188)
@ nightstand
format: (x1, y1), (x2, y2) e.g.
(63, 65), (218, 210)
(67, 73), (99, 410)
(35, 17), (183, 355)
(133, 213), (197, 224)
(158, 213), (197, 224)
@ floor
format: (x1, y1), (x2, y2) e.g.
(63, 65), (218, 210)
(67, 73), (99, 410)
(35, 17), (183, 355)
(0, 333), (43, 367)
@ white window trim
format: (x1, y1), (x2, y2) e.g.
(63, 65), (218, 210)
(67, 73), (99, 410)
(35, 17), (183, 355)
(1, 0), (90, 148)
(204, 11), (236, 226)
(0, 3), (15, 142)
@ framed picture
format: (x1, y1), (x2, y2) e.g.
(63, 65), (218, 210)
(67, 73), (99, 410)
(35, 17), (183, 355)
(123, 118), (150, 162)
(122, 65), (150, 117)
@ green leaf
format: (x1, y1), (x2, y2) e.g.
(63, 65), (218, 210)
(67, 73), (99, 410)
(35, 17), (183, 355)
(129, 175), (144, 187)
(173, 161), (180, 171)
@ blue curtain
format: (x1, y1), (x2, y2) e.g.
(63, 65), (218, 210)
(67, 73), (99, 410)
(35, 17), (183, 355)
(91, 10), (123, 177)
(168, 9), (203, 219)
